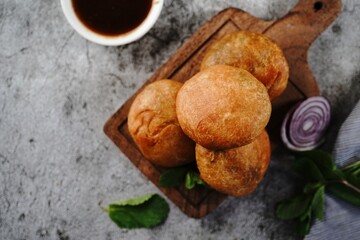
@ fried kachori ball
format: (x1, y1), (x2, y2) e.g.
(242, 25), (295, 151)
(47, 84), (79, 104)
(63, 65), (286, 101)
(201, 31), (289, 100)
(128, 79), (195, 167)
(196, 130), (271, 197)
(176, 65), (271, 150)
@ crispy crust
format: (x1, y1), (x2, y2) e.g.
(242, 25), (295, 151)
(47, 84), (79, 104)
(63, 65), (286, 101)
(128, 80), (195, 167)
(201, 31), (289, 100)
(176, 65), (271, 149)
(196, 130), (271, 197)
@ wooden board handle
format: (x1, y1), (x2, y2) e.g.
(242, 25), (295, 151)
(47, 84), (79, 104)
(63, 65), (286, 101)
(266, 0), (342, 45)
(265, 0), (342, 96)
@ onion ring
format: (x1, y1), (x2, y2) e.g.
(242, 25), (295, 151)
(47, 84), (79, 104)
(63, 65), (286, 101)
(281, 96), (331, 151)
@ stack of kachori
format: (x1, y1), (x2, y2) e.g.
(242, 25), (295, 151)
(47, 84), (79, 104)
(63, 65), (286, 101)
(127, 31), (289, 197)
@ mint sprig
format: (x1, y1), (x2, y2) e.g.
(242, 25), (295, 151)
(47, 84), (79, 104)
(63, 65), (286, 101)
(159, 167), (206, 190)
(103, 193), (169, 229)
(276, 150), (360, 236)
(185, 171), (204, 190)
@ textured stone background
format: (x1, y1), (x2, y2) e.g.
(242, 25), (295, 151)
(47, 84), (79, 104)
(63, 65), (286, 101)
(1, 0), (360, 239)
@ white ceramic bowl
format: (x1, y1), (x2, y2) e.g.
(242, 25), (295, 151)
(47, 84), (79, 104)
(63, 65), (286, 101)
(60, 0), (164, 46)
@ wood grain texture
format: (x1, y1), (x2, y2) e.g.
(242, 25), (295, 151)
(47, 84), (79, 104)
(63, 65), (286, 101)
(104, 0), (341, 218)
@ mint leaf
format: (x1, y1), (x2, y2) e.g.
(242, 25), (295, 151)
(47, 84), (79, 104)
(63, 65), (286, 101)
(297, 150), (344, 180)
(327, 183), (360, 207)
(311, 185), (325, 221)
(342, 160), (360, 176)
(296, 210), (312, 236)
(109, 193), (153, 206)
(294, 157), (324, 182)
(276, 194), (312, 220)
(342, 161), (360, 188)
(107, 194), (170, 229)
(304, 182), (323, 194)
(185, 171), (204, 190)
(159, 167), (188, 188)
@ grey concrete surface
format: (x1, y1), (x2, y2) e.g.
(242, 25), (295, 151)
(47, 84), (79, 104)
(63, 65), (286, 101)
(1, 0), (359, 239)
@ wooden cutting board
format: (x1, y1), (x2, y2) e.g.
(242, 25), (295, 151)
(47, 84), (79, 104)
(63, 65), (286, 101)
(104, 0), (341, 218)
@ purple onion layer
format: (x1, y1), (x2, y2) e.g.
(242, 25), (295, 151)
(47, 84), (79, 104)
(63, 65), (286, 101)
(281, 96), (331, 151)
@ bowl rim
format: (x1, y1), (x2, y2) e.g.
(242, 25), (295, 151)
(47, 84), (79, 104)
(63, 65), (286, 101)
(60, 0), (164, 46)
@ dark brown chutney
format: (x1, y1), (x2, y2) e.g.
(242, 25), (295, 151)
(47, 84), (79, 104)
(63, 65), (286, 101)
(72, 0), (153, 36)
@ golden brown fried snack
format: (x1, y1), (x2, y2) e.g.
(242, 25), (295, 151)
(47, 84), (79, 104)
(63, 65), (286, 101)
(201, 31), (289, 100)
(176, 65), (271, 150)
(128, 80), (195, 167)
(196, 130), (271, 197)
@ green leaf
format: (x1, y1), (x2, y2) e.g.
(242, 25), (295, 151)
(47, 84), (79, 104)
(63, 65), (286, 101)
(275, 194), (312, 220)
(159, 167), (188, 188)
(342, 160), (360, 173)
(109, 193), (153, 207)
(311, 185), (325, 221)
(304, 182), (323, 194)
(297, 150), (344, 180)
(185, 171), (204, 190)
(296, 210), (312, 236)
(107, 194), (170, 229)
(342, 161), (360, 188)
(327, 182), (360, 207)
(294, 157), (324, 182)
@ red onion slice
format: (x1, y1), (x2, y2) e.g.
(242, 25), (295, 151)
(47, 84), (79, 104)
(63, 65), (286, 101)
(281, 96), (331, 151)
